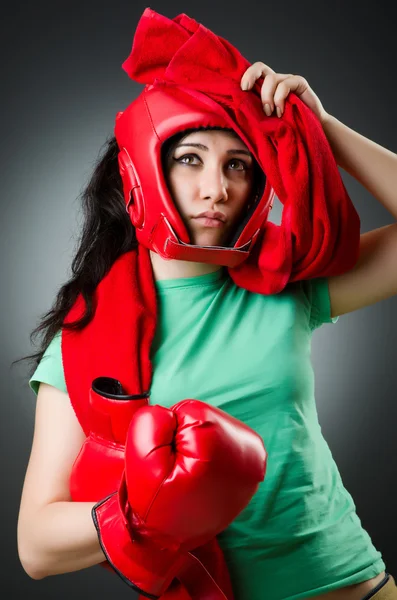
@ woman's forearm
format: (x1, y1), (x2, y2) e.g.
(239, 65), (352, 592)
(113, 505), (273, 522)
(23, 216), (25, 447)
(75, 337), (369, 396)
(322, 114), (397, 220)
(20, 501), (106, 579)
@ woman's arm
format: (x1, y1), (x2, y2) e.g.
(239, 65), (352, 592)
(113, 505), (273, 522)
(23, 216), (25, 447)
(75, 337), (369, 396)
(17, 383), (106, 579)
(241, 62), (397, 315)
(322, 114), (397, 221)
(319, 115), (397, 317)
(19, 500), (105, 579)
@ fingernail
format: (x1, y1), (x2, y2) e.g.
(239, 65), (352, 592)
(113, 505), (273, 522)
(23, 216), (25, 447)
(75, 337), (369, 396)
(242, 81), (249, 91)
(264, 103), (271, 116)
(276, 107), (282, 118)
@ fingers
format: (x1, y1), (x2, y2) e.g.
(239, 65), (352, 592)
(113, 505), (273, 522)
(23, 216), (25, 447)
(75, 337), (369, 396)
(240, 61), (276, 89)
(260, 74), (293, 117)
(242, 61), (292, 86)
(241, 61), (302, 118)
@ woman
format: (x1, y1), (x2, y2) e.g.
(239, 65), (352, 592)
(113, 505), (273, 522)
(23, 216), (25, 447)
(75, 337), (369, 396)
(16, 8), (397, 600)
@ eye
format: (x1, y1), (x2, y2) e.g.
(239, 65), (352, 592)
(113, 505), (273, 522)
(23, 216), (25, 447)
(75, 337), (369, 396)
(228, 159), (249, 171)
(173, 154), (200, 165)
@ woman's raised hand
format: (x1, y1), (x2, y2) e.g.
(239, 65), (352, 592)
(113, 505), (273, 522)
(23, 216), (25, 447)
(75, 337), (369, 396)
(241, 61), (330, 125)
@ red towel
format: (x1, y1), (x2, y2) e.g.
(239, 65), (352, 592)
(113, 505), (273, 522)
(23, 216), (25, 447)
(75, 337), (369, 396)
(121, 7), (360, 294)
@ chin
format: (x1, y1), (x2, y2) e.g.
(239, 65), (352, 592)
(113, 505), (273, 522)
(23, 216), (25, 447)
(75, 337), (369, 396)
(192, 231), (227, 247)
(187, 219), (236, 247)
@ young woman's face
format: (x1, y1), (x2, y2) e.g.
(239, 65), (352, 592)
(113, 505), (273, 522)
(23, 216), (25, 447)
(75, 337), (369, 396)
(165, 129), (255, 247)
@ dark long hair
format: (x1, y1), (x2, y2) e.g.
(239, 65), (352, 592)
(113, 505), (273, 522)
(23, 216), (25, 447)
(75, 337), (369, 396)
(12, 135), (137, 379)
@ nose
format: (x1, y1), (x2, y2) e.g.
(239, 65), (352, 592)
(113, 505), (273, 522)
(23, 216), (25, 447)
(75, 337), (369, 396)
(199, 165), (228, 204)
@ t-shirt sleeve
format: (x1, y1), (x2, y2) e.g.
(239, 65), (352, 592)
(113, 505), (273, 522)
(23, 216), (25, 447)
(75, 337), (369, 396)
(29, 330), (67, 396)
(301, 277), (339, 331)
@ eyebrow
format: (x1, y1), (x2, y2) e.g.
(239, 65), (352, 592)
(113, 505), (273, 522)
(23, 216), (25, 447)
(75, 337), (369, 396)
(175, 142), (253, 157)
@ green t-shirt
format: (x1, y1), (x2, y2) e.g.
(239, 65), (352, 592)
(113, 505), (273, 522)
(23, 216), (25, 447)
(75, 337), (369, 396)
(29, 269), (385, 600)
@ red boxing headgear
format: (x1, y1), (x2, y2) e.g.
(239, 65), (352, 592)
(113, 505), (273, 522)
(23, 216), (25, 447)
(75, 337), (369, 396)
(113, 8), (361, 293)
(115, 81), (274, 267)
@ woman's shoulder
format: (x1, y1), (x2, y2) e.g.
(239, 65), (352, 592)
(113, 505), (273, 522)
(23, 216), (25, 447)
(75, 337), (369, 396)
(29, 330), (66, 396)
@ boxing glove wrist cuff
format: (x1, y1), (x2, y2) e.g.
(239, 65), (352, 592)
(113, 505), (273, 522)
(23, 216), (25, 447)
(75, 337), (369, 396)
(92, 487), (184, 598)
(92, 483), (229, 600)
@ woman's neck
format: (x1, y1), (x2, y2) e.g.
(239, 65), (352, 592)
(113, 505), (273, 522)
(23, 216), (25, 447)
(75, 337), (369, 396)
(150, 250), (222, 281)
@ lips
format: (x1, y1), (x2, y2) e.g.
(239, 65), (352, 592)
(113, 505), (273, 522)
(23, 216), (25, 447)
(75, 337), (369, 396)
(194, 211), (226, 222)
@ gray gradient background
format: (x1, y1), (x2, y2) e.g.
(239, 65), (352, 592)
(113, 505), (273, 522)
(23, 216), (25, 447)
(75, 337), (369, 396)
(2, 0), (396, 597)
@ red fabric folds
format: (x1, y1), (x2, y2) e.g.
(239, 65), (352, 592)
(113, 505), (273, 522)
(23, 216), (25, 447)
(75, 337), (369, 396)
(62, 244), (156, 436)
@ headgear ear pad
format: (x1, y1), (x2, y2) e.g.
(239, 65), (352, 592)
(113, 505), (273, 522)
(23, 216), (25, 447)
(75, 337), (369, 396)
(115, 80), (274, 267)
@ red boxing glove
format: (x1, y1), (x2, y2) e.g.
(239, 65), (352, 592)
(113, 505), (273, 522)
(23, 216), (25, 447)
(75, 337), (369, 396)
(92, 399), (267, 599)
(70, 379), (236, 600)
(70, 376), (149, 501)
